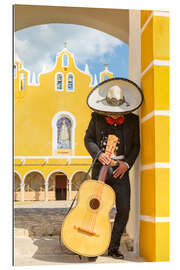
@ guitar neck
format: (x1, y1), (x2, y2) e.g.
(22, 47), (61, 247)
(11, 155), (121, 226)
(98, 134), (118, 183)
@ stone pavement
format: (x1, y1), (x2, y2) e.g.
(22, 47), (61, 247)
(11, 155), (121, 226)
(14, 201), (146, 266)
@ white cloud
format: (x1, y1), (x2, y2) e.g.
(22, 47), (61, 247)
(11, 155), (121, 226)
(15, 24), (124, 77)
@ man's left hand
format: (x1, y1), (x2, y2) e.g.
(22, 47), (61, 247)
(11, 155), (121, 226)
(113, 161), (129, 179)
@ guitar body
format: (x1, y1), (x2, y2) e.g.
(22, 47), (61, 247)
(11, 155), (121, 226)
(61, 179), (115, 257)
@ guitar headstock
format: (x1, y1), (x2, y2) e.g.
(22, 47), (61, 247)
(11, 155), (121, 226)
(105, 134), (118, 159)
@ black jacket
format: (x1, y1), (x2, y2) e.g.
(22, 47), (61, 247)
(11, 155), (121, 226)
(84, 112), (140, 170)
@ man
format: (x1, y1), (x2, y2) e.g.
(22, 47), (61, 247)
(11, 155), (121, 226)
(84, 78), (143, 261)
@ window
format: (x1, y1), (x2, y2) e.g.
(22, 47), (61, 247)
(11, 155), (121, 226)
(55, 73), (63, 91)
(19, 72), (26, 90)
(104, 74), (109, 81)
(57, 117), (72, 150)
(62, 54), (69, 67)
(67, 73), (74, 91)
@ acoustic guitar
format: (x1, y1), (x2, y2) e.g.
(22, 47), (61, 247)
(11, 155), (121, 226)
(61, 134), (118, 257)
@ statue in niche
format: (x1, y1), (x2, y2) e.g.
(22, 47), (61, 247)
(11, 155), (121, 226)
(57, 117), (71, 149)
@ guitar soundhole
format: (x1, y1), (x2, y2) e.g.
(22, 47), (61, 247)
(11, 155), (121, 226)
(89, 198), (100, 210)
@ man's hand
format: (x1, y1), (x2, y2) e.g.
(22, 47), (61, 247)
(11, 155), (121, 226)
(98, 153), (111, 166)
(113, 161), (129, 179)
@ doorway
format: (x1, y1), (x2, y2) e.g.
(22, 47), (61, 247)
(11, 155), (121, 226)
(55, 174), (67, 200)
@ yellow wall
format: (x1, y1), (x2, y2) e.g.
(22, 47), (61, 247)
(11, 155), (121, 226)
(140, 10), (170, 261)
(14, 47), (113, 196)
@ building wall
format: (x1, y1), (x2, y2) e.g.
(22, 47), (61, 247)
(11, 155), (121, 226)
(140, 10), (170, 262)
(14, 47), (113, 201)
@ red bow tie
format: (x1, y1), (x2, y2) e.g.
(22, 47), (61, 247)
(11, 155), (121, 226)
(105, 116), (125, 125)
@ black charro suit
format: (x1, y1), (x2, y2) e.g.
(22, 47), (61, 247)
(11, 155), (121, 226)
(84, 112), (140, 252)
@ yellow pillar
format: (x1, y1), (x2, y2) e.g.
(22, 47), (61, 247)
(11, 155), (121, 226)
(140, 10), (170, 261)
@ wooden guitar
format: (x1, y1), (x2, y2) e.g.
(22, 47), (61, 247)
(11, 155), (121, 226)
(61, 134), (118, 257)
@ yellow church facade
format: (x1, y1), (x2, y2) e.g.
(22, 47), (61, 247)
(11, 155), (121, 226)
(14, 47), (113, 202)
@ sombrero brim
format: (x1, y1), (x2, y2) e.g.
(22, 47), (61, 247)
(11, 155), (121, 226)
(87, 78), (144, 115)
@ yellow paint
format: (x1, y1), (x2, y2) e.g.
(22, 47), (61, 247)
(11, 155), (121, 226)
(141, 65), (169, 118)
(141, 17), (153, 72)
(100, 70), (113, 82)
(140, 8), (170, 262)
(154, 65), (169, 110)
(14, 47), (111, 185)
(141, 10), (152, 27)
(141, 117), (155, 165)
(153, 16), (170, 60)
(155, 115), (169, 163)
(141, 65), (154, 118)
(156, 168), (169, 217)
(156, 222), (169, 261)
(140, 221), (169, 261)
(139, 221), (156, 261)
(140, 169), (155, 217)
(140, 168), (169, 217)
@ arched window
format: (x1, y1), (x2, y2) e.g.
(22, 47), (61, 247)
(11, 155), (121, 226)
(19, 72), (26, 90)
(67, 73), (74, 91)
(55, 73), (63, 91)
(56, 117), (72, 150)
(52, 112), (76, 155)
(104, 74), (109, 81)
(62, 54), (69, 67)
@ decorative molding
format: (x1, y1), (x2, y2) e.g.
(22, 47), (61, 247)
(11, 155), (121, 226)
(14, 155), (92, 159)
(140, 215), (170, 223)
(141, 11), (169, 34)
(141, 59), (170, 78)
(141, 110), (170, 123)
(141, 162), (170, 171)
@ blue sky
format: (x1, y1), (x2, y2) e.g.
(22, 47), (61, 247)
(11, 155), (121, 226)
(15, 24), (129, 84)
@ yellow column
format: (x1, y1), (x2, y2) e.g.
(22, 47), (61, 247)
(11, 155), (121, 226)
(140, 10), (170, 261)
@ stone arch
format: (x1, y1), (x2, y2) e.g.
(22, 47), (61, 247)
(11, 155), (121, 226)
(23, 170), (46, 201)
(14, 6), (129, 44)
(47, 170), (69, 201)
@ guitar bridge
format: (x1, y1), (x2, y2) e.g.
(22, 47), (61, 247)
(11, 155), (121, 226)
(74, 225), (99, 237)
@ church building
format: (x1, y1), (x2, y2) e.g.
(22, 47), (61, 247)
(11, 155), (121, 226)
(14, 45), (113, 201)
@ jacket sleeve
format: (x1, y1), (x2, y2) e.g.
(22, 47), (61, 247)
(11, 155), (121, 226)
(84, 113), (101, 159)
(125, 116), (140, 169)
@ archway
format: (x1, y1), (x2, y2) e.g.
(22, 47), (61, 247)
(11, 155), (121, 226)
(71, 171), (91, 199)
(14, 172), (21, 201)
(48, 171), (68, 200)
(24, 171), (45, 201)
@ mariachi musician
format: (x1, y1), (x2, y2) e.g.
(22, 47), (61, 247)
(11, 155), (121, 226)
(84, 78), (143, 261)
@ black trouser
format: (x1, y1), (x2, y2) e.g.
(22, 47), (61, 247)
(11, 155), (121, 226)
(92, 164), (131, 252)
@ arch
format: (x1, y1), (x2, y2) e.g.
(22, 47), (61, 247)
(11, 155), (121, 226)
(62, 54), (69, 67)
(55, 72), (64, 91)
(14, 172), (22, 201)
(23, 170), (46, 201)
(14, 170), (23, 182)
(14, 6), (129, 44)
(66, 73), (75, 91)
(104, 74), (109, 81)
(71, 170), (91, 190)
(52, 111), (76, 155)
(23, 169), (46, 183)
(47, 170), (69, 200)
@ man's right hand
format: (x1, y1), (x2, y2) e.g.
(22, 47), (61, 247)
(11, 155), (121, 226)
(98, 153), (111, 166)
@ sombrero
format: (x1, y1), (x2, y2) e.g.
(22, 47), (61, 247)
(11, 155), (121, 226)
(87, 78), (144, 115)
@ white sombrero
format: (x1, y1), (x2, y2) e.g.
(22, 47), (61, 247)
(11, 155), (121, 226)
(87, 78), (144, 115)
